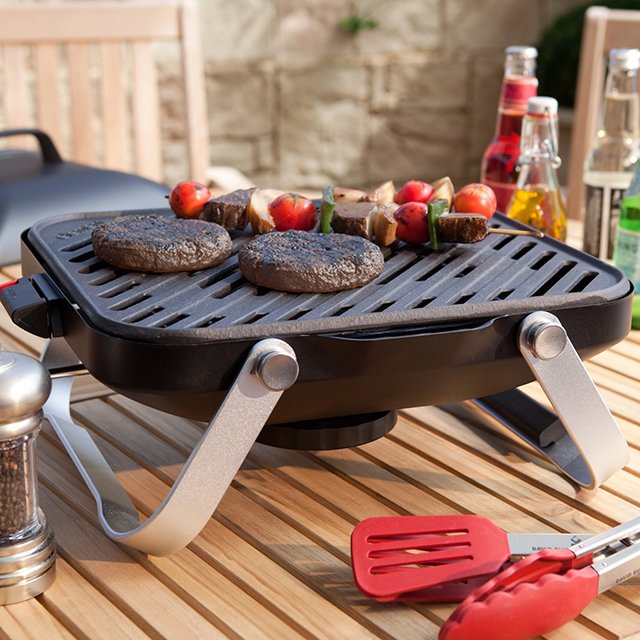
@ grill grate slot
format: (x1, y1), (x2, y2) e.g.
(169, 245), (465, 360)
(511, 242), (536, 261)
(287, 309), (310, 321)
(330, 305), (354, 317)
(99, 281), (141, 299)
(413, 297), (435, 309)
(111, 293), (151, 311)
(195, 315), (223, 328)
(417, 254), (459, 281)
(455, 265), (476, 278)
(570, 271), (598, 293)
(376, 254), (423, 285)
(78, 261), (108, 275)
(373, 301), (394, 313)
(88, 271), (120, 286)
(125, 306), (164, 323)
(156, 313), (190, 328)
(492, 235), (516, 251)
(493, 289), (514, 300)
(531, 261), (577, 297)
(530, 252), (556, 271)
(455, 293), (476, 304)
(211, 276), (247, 299)
(245, 312), (269, 324)
(61, 239), (93, 252)
(198, 264), (238, 289)
(69, 250), (95, 263)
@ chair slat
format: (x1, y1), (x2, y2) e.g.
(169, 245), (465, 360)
(131, 41), (162, 182)
(67, 43), (97, 165)
(2, 45), (31, 147)
(100, 41), (130, 172)
(34, 43), (63, 152)
(180, 0), (209, 182)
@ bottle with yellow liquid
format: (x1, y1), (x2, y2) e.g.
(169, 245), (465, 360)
(506, 96), (567, 241)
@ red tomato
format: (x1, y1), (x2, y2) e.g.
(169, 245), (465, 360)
(168, 181), (211, 219)
(393, 202), (430, 244)
(453, 183), (497, 219)
(396, 180), (434, 205)
(268, 193), (317, 231)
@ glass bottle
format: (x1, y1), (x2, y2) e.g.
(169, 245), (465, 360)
(614, 165), (640, 328)
(583, 48), (640, 260)
(506, 96), (567, 241)
(480, 46), (538, 213)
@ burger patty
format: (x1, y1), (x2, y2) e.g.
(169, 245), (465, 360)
(237, 230), (385, 293)
(92, 215), (232, 273)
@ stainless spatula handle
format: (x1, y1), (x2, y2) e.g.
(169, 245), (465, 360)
(42, 337), (298, 556)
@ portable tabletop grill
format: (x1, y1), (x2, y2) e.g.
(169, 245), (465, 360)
(1, 209), (633, 555)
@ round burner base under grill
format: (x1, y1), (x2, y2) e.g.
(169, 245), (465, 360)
(257, 410), (397, 450)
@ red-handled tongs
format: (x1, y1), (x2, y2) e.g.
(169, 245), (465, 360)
(439, 515), (640, 640)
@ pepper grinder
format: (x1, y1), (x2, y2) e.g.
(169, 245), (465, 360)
(0, 341), (55, 604)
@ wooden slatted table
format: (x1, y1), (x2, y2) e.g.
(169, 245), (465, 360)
(2, 240), (640, 639)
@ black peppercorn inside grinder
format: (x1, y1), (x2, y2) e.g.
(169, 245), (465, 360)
(0, 342), (55, 603)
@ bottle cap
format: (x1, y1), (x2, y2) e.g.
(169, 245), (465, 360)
(505, 46), (538, 60)
(609, 48), (640, 70)
(527, 96), (558, 116)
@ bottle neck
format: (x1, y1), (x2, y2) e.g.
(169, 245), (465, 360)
(520, 112), (559, 159)
(494, 76), (538, 137)
(498, 76), (538, 114)
(517, 112), (561, 187)
(600, 67), (640, 138)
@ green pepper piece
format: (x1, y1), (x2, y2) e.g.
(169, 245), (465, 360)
(321, 185), (335, 234)
(427, 198), (449, 251)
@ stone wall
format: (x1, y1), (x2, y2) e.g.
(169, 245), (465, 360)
(184, 0), (587, 191)
(0, 0), (586, 190)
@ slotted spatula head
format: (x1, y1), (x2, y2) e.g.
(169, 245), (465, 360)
(351, 515), (512, 602)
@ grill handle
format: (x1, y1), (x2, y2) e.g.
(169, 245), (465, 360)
(0, 275), (64, 338)
(42, 337), (299, 556)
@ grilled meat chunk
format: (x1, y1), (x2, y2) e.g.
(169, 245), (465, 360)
(331, 201), (376, 239)
(437, 214), (488, 244)
(92, 214), (232, 273)
(373, 203), (399, 246)
(237, 230), (385, 293)
(200, 188), (256, 231)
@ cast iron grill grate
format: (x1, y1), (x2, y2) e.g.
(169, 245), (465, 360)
(25, 210), (629, 342)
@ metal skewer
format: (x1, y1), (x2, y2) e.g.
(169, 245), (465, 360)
(487, 228), (544, 238)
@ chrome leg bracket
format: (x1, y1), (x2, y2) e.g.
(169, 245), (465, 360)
(472, 311), (629, 488)
(42, 337), (299, 556)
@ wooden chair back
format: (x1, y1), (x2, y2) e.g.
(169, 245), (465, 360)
(567, 6), (640, 219)
(0, 1), (209, 183)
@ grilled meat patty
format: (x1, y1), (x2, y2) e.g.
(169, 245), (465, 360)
(92, 214), (232, 273)
(237, 230), (385, 293)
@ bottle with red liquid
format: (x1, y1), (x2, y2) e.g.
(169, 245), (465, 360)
(480, 46), (538, 213)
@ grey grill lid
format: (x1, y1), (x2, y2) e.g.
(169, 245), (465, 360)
(26, 209), (630, 343)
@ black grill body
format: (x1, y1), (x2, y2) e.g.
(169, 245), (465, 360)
(13, 209), (633, 427)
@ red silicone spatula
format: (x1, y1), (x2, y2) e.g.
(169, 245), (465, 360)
(351, 515), (590, 602)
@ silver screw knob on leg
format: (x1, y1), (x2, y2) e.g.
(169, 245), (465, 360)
(255, 343), (299, 391)
(521, 312), (568, 360)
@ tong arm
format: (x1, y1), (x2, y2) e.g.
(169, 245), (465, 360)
(588, 531), (640, 593)
(570, 515), (640, 557)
